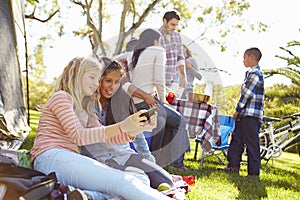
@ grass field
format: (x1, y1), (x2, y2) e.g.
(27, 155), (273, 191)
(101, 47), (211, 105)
(22, 110), (300, 200)
(182, 142), (300, 200)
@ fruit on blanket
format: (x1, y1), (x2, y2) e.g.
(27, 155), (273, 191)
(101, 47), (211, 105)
(166, 92), (175, 104)
(157, 183), (172, 191)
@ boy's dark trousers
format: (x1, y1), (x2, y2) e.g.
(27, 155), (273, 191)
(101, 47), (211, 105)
(227, 116), (261, 175)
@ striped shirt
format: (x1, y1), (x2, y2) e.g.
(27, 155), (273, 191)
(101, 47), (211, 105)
(236, 65), (264, 122)
(159, 27), (185, 87)
(30, 91), (132, 161)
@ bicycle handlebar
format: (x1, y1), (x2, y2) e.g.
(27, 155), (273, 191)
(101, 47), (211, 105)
(282, 113), (300, 120)
(262, 113), (300, 123)
(262, 116), (280, 123)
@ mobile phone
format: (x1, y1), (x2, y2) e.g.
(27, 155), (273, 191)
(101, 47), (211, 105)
(139, 107), (158, 122)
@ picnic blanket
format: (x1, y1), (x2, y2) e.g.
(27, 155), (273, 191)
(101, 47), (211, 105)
(2, 149), (192, 200)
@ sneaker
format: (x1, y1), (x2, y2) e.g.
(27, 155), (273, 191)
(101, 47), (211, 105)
(169, 162), (188, 170)
(217, 166), (239, 173)
(247, 174), (260, 179)
(175, 166), (189, 170)
(168, 165), (189, 170)
(67, 189), (88, 200)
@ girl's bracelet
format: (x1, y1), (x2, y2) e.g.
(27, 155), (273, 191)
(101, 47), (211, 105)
(117, 123), (135, 140)
(117, 123), (124, 134)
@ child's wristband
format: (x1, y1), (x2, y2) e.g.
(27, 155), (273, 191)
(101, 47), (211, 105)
(117, 123), (135, 140)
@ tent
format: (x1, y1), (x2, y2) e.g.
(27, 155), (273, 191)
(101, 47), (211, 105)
(0, 0), (30, 150)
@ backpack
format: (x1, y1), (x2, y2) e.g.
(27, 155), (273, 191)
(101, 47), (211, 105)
(0, 159), (57, 200)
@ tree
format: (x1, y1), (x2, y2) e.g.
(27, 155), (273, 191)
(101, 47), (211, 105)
(71, 0), (267, 56)
(26, 41), (55, 110)
(22, 0), (266, 109)
(24, 0), (60, 111)
(25, 0), (267, 56)
(263, 39), (300, 86)
(222, 85), (241, 115)
(260, 38), (300, 154)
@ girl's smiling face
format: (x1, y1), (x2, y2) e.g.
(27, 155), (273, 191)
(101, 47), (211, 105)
(81, 68), (102, 96)
(99, 70), (122, 100)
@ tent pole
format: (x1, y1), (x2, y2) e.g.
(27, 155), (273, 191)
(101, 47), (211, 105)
(24, 25), (30, 125)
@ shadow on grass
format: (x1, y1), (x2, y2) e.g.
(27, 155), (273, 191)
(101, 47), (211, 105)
(228, 174), (268, 200)
(185, 155), (267, 199)
(260, 163), (300, 192)
(262, 157), (300, 171)
(28, 120), (39, 127)
(181, 157), (268, 199)
(184, 157), (228, 178)
(203, 157), (298, 199)
(227, 163), (299, 200)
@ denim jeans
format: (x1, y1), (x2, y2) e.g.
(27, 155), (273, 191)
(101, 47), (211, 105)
(135, 100), (190, 168)
(227, 117), (261, 175)
(33, 148), (171, 200)
(125, 154), (174, 188)
(181, 87), (193, 99)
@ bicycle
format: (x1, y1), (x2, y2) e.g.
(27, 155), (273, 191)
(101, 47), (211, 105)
(259, 113), (300, 162)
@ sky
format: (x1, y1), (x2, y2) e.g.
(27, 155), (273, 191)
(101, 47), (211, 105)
(198, 0), (300, 87)
(41, 0), (300, 87)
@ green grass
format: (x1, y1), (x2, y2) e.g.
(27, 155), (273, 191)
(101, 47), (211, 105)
(20, 109), (40, 150)
(180, 142), (300, 200)
(22, 110), (300, 200)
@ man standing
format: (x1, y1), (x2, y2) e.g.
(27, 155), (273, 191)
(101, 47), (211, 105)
(159, 11), (187, 91)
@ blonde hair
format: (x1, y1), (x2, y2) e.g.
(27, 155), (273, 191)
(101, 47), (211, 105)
(54, 56), (104, 120)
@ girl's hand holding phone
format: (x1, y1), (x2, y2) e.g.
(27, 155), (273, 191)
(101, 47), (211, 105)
(142, 110), (157, 131)
(119, 109), (157, 137)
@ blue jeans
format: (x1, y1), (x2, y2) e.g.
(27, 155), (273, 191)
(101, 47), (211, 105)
(227, 117), (261, 175)
(135, 100), (190, 168)
(181, 87), (193, 99)
(33, 148), (171, 200)
(125, 154), (174, 188)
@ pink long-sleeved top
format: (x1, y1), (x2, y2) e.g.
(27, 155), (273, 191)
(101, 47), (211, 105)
(31, 91), (133, 161)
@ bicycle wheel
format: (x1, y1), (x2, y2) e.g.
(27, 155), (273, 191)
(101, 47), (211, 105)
(259, 131), (269, 159)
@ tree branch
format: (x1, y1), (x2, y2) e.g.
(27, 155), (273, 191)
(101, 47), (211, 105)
(114, 0), (133, 54)
(114, 0), (162, 55)
(71, 0), (86, 10)
(127, 0), (161, 33)
(25, 8), (59, 23)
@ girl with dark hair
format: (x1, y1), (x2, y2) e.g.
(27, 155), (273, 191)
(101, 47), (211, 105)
(81, 56), (174, 190)
(123, 29), (190, 169)
(131, 29), (162, 70)
(31, 55), (172, 200)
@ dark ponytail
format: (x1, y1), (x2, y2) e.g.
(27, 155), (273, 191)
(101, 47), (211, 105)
(131, 29), (161, 70)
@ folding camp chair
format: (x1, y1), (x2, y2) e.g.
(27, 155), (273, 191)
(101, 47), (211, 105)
(194, 115), (235, 168)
